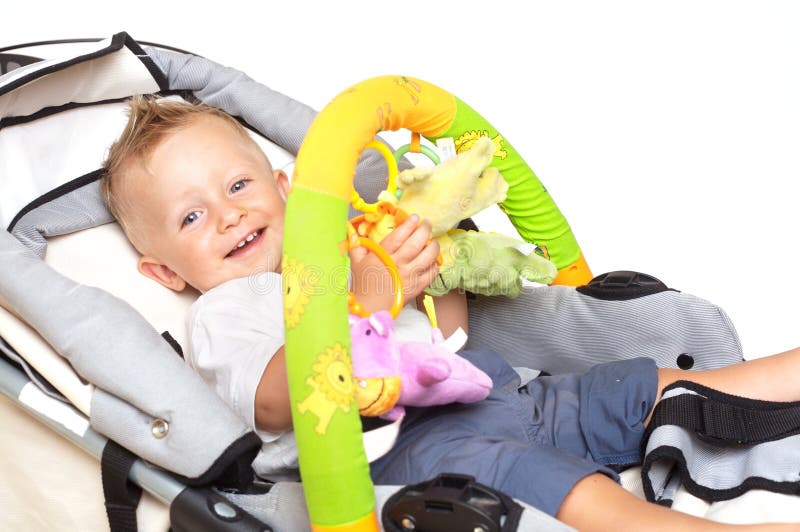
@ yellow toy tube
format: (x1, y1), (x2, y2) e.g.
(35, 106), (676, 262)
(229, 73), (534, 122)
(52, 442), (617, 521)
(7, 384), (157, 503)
(284, 75), (590, 531)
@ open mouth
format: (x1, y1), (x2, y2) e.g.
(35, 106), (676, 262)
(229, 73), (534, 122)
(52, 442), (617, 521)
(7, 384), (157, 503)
(226, 229), (263, 258)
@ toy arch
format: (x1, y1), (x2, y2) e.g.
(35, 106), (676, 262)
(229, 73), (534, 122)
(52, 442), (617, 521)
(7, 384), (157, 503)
(283, 75), (591, 530)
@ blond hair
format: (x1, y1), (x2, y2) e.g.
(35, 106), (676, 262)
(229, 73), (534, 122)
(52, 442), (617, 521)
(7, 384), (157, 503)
(100, 95), (251, 247)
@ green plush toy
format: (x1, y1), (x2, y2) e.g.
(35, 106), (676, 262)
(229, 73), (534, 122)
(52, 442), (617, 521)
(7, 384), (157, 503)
(428, 230), (557, 297)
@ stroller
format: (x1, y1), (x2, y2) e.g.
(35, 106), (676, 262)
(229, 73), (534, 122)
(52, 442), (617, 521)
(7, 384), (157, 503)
(2, 33), (799, 531)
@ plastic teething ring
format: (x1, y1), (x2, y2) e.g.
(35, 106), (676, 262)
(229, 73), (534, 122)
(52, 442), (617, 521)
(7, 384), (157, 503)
(346, 236), (404, 319)
(393, 143), (440, 165)
(350, 140), (398, 213)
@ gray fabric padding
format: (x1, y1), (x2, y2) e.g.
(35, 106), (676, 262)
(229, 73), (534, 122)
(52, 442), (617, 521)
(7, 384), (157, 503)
(466, 285), (743, 374)
(646, 460), (678, 503)
(220, 482), (311, 532)
(644, 425), (800, 493)
(659, 470), (684, 505)
(0, 45), (410, 482)
(10, 180), (112, 259)
(220, 483), (573, 532)
(0, 229), (254, 478)
(146, 47), (315, 157)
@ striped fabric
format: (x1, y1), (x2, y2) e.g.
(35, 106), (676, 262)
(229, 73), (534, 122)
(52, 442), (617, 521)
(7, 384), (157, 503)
(640, 384), (800, 506)
(467, 285), (743, 374)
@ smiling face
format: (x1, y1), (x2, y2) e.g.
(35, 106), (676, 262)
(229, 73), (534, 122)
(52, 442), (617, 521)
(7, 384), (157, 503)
(126, 115), (290, 293)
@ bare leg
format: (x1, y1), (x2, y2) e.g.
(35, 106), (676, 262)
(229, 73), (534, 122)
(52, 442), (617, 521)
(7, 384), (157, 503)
(557, 473), (799, 531)
(648, 346), (800, 424)
(557, 350), (800, 530)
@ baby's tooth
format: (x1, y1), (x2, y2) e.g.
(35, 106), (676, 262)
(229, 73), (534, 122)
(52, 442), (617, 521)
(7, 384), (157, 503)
(246, 234), (255, 242)
(237, 241), (245, 248)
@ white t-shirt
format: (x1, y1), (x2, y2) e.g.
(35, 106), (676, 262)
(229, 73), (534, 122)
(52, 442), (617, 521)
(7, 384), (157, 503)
(186, 273), (432, 478)
(186, 274), (298, 479)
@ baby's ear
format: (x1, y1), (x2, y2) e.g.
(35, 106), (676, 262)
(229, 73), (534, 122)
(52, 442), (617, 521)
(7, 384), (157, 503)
(137, 256), (187, 292)
(274, 169), (290, 201)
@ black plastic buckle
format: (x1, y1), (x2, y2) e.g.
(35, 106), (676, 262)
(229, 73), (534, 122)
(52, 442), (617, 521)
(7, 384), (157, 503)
(576, 270), (675, 301)
(692, 395), (756, 448)
(382, 473), (523, 532)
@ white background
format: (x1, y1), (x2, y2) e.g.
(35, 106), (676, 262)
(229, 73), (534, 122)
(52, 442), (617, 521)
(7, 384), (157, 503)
(4, 1), (799, 359)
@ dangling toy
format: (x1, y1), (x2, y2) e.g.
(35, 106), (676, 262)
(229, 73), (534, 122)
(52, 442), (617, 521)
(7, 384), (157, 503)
(344, 237), (491, 420)
(349, 310), (492, 420)
(349, 136), (557, 297)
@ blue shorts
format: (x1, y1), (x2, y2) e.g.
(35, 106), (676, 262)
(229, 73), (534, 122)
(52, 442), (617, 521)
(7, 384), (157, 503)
(370, 348), (658, 516)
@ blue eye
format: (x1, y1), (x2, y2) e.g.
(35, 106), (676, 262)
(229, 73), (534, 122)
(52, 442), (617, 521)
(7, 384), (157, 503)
(230, 180), (248, 193)
(182, 211), (202, 226)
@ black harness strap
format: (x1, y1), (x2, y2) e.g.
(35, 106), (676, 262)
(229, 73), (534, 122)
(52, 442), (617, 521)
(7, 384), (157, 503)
(161, 330), (184, 359)
(641, 380), (800, 504)
(643, 380), (800, 450)
(101, 440), (142, 532)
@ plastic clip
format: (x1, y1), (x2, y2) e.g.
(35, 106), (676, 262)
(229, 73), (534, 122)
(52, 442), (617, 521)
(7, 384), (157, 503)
(382, 473), (523, 532)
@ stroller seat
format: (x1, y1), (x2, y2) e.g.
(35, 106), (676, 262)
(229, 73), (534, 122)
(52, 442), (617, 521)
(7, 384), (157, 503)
(2, 32), (799, 531)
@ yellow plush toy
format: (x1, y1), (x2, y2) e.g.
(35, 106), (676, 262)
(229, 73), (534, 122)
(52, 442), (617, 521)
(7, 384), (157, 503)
(349, 136), (557, 297)
(390, 136), (508, 236)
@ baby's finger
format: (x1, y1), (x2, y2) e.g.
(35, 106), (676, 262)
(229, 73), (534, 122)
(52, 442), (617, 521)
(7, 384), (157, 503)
(399, 241), (440, 297)
(410, 237), (440, 271)
(348, 232), (369, 262)
(379, 214), (420, 254)
(393, 219), (434, 263)
(348, 244), (368, 263)
(404, 261), (440, 298)
(421, 261), (441, 289)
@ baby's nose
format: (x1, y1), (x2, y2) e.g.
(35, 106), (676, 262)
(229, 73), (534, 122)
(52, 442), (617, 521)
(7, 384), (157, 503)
(219, 204), (247, 231)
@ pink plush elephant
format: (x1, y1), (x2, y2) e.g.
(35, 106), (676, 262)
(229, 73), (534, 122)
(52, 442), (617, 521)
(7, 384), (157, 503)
(350, 311), (493, 420)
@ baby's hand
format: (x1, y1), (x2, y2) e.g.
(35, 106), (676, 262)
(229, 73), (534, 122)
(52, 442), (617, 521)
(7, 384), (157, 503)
(350, 214), (440, 312)
(378, 214), (440, 300)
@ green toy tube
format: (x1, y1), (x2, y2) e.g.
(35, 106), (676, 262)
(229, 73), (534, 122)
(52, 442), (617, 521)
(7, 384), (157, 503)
(434, 97), (591, 284)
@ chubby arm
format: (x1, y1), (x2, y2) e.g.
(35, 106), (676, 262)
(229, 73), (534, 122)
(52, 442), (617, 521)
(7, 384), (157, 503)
(419, 289), (469, 339)
(254, 346), (293, 432)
